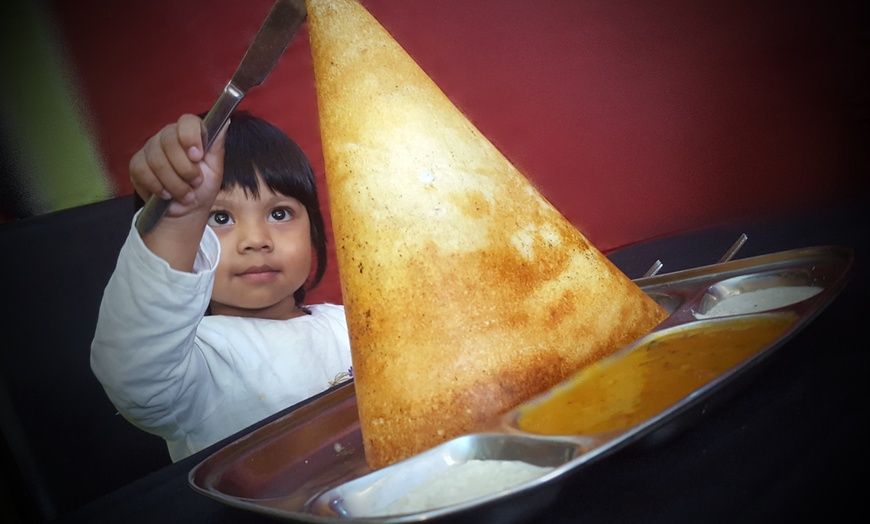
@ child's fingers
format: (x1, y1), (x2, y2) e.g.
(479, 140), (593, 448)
(176, 113), (205, 162)
(139, 124), (198, 201)
(128, 115), (216, 205)
(204, 118), (230, 176)
(129, 148), (170, 201)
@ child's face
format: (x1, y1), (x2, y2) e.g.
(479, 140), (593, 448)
(206, 178), (312, 320)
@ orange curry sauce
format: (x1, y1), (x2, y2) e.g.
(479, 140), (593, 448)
(517, 314), (797, 435)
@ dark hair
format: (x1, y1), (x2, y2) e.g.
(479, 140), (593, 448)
(219, 110), (328, 306)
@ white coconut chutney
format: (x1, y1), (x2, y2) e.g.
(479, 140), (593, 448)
(378, 459), (553, 516)
(695, 286), (821, 319)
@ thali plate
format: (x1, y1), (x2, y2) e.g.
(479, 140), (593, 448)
(189, 245), (853, 523)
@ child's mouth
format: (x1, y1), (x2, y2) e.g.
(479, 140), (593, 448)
(238, 265), (280, 281)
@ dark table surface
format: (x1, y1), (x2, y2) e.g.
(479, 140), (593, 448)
(56, 200), (869, 524)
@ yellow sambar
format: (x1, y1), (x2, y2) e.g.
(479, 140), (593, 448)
(517, 314), (796, 435)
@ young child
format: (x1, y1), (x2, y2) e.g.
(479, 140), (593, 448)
(91, 111), (352, 462)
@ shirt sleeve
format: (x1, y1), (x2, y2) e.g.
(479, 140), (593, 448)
(90, 212), (220, 440)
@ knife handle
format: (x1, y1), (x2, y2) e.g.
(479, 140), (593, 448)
(134, 83), (243, 234)
(201, 84), (242, 152)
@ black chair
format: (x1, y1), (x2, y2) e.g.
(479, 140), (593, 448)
(0, 195), (172, 523)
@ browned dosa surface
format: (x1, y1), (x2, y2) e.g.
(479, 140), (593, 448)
(307, 0), (669, 469)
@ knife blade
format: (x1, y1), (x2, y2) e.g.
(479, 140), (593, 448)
(135, 0), (308, 234)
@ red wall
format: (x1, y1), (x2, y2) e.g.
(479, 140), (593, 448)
(48, 0), (866, 304)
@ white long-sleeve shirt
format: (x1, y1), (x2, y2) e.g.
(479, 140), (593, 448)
(91, 218), (352, 461)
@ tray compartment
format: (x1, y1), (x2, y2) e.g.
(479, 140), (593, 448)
(694, 269), (823, 318)
(307, 433), (594, 518)
(190, 382), (370, 509)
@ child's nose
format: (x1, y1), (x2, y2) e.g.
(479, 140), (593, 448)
(238, 223), (273, 252)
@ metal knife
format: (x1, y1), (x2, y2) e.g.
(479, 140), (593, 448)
(135, 0), (308, 234)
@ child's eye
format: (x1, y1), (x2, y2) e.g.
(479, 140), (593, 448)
(268, 207), (293, 222)
(208, 211), (234, 227)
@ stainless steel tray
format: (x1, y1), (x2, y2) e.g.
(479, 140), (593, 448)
(189, 245), (853, 523)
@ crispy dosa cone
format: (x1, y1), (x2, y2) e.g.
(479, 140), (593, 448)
(307, 0), (669, 469)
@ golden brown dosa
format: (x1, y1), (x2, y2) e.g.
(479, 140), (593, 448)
(306, 0), (669, 469)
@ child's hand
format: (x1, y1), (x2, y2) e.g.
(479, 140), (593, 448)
(130, 114), (228, 218)
(130, 114), (229, 271)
